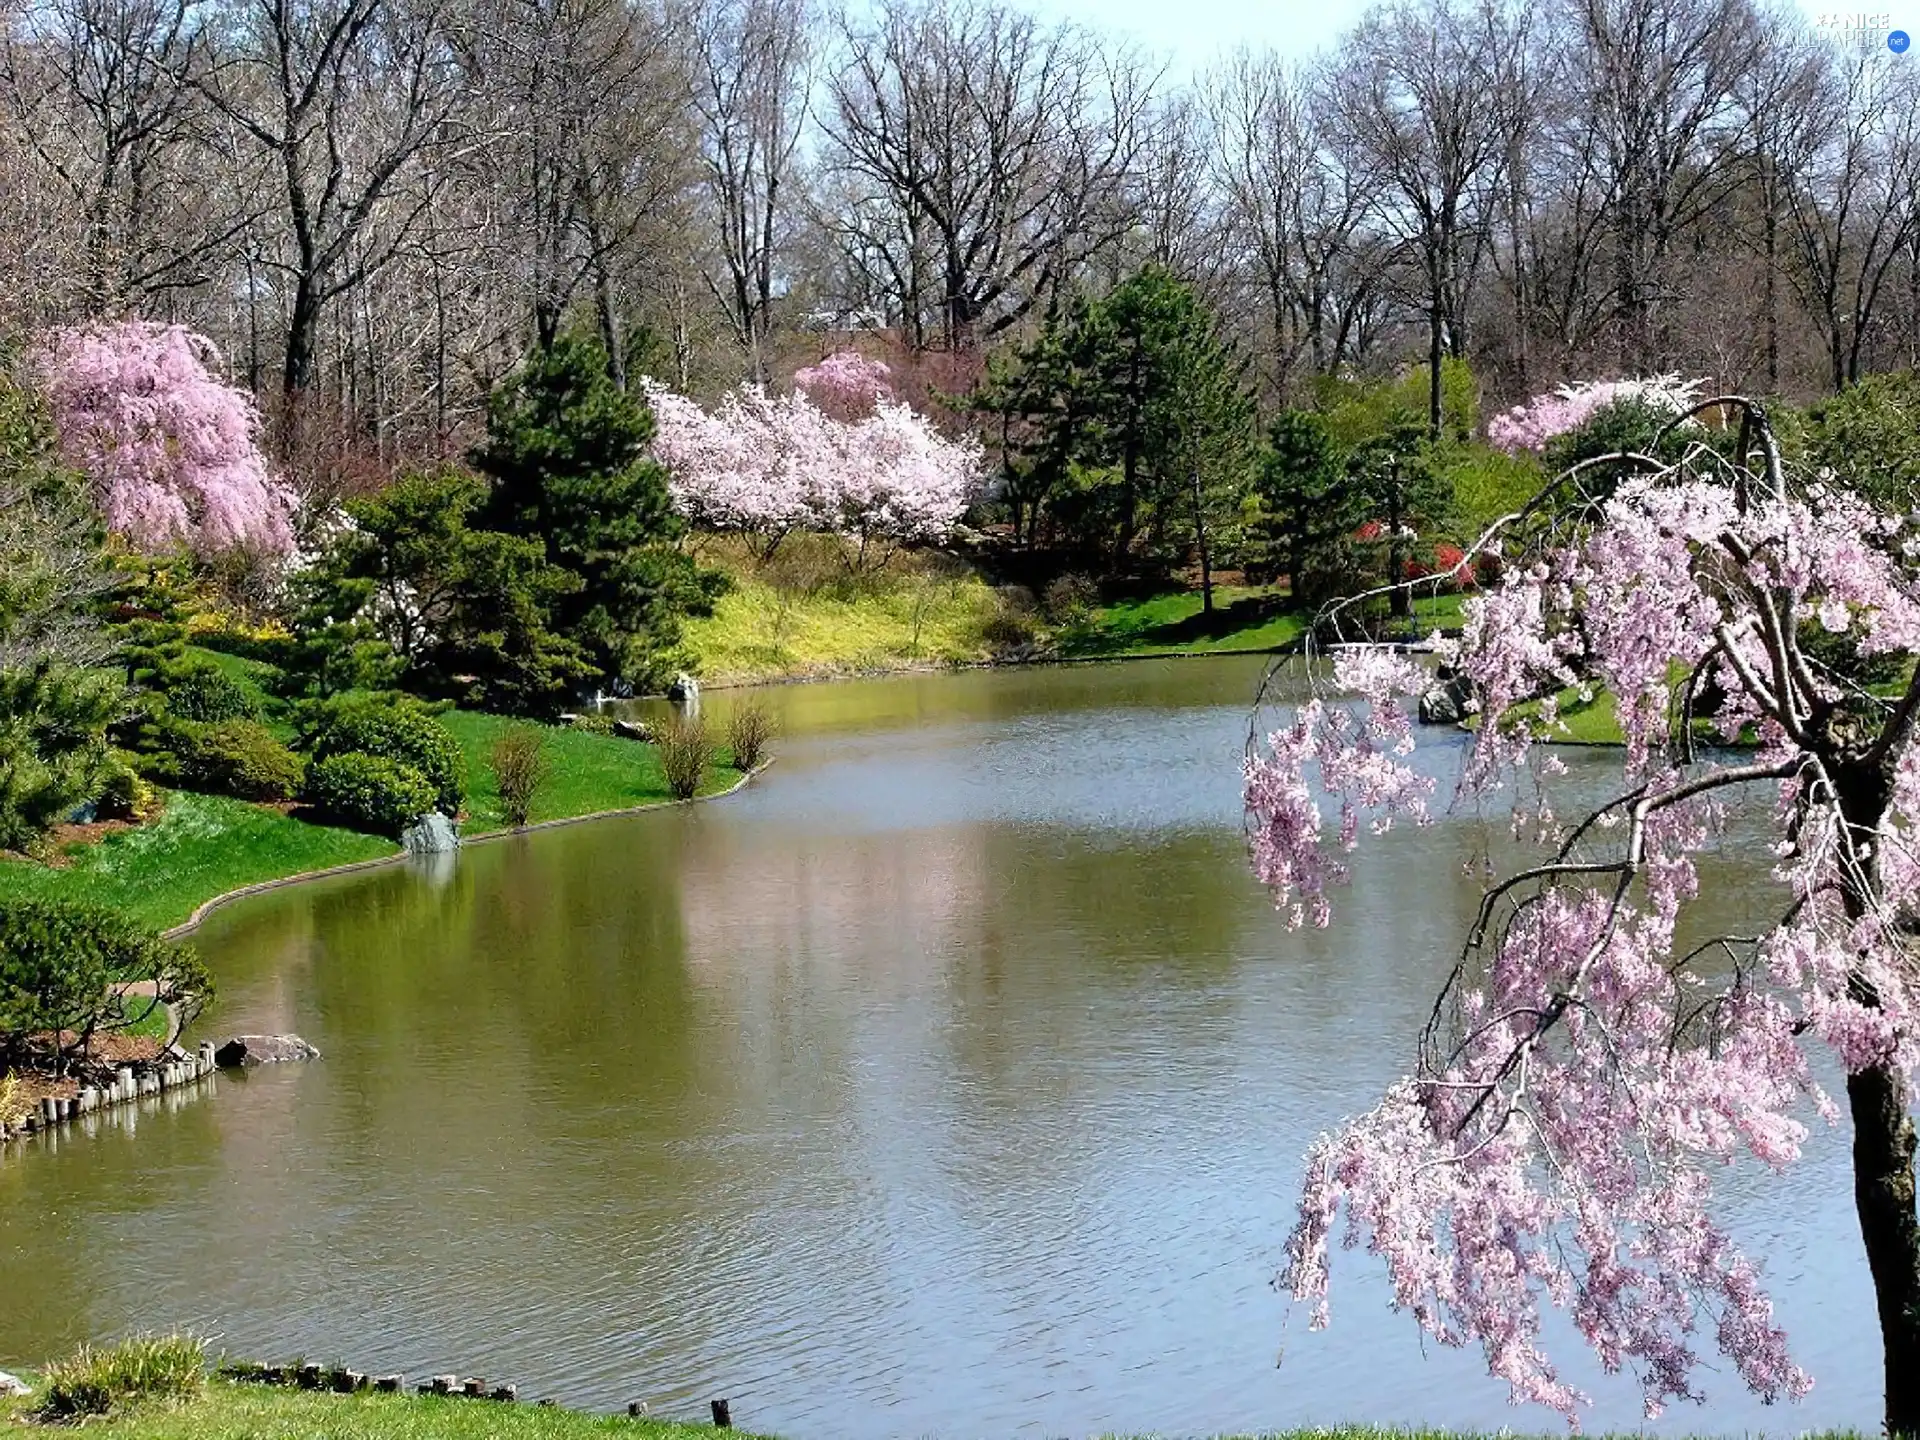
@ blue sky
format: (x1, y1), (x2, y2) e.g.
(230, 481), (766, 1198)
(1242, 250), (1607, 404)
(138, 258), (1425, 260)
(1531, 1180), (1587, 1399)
(1021, 0), (1908, 79)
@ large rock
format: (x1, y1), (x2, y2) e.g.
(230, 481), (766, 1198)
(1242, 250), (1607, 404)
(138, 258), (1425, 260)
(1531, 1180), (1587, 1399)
(402, 811), (459, 854)
(666, 672), (700, 704)
(612, 719), (653, 743)
(215, 1034), (321, 1068)
(1419, 673), (1473, 726)
(0, 1370), (30, 1397)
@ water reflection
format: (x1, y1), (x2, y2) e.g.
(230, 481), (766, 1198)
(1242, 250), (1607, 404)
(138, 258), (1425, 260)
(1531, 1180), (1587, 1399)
(0, 658), (1879, 1437)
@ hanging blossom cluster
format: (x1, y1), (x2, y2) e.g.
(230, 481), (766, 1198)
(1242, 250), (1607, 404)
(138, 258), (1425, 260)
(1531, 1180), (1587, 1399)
(37, 321), (296, 557)
(1247, 424), (1920, 1426)
(644, 353), (982, 558)
(1487, 375), (1707, 454)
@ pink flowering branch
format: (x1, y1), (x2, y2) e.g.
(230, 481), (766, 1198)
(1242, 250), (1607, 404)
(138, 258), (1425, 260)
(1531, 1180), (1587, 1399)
(1249, 395), (1920, 1432)
(36, 321), (295, 558)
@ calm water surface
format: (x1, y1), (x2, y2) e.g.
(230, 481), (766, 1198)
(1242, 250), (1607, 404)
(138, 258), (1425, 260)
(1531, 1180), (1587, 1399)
(0, 657), (1880, 1436)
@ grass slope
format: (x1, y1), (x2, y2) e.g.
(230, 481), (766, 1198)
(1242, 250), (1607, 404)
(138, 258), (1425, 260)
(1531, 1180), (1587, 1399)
(0, 792), (393, 931)
(0, 713), (743, 931)
(683, 567), (1003, 684)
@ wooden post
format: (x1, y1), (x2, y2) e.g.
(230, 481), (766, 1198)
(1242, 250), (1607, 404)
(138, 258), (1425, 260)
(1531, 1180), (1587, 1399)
(710, 1398), (732, 1428)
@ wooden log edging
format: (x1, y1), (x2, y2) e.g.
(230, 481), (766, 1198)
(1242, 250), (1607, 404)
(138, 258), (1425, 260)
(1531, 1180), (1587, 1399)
(0, 1041), (220, 1150)
(160, 761), (770, 941)
(221, 1359), (725, 1426)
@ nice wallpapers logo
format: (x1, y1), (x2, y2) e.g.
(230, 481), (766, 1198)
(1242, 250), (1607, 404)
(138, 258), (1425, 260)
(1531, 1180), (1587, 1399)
(1814, 11), (1911, 48)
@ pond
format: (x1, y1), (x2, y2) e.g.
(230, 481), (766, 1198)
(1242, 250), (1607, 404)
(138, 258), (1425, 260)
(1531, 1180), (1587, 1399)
(0, 657), (1881, 1437)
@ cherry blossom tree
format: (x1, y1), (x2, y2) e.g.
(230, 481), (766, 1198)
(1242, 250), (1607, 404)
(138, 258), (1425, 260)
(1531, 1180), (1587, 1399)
(1487, 374), (1706, 454)
(792, 350), (895, 421)
(37, 321), (295, 557)
(644, 355), (982, 568)
(1247, 396), (1920, 1432)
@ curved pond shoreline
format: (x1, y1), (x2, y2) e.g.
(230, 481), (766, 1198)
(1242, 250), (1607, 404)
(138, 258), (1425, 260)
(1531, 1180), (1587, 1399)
(159, 764), (768, 941)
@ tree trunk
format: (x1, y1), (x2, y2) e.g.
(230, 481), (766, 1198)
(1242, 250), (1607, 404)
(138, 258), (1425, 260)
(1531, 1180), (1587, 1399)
(1427, 300), (1443, 440)
(1190, 462), (1213, 616)
(1850, 1061), (1920, 1436)
(283, 277), (322, 399)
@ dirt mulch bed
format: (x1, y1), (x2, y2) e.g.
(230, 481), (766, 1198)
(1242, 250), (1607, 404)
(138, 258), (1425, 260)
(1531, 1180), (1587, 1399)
(5, 1035), (167, 1109)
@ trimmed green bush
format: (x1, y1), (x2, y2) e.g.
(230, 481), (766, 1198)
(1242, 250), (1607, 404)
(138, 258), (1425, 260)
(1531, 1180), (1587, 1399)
(0, 898), (209, 1071)
(161, 662), (258, 722)
(302, 751), (436, 836)
(94, 752), (148, 820)
(40, 1333), (207, 1418)
(171, 719), (304, 802)
(307, 701), (465, 815)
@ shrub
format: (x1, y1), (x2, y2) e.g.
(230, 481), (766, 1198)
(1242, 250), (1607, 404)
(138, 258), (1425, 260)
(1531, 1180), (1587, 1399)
(40, 1334), (206, 1419)
(982, 587), (1039, 652)
(302, 752), (436, 837)
(657, 713), (712, 800)
(0, 661), (122, 854)
(307, 700), (464, 815)
(160, 662), (257, 722)
(1041, 573), (1099, 626)
(567, 712), (615, 735)
(0, 899), (209, 1072)
(490, 726), (548, 828)
(93, 753), (153, 820)
(726, 700), (775, 772)
(170, 719), (303, 801)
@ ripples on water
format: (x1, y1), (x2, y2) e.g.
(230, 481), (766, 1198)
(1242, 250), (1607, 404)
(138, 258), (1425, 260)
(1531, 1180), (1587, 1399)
(0, 658), (1879, 1437)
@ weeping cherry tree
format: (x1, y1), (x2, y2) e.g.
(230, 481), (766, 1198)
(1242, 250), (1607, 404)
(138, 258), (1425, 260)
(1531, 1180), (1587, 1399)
(1246, 394), (1920, 1431)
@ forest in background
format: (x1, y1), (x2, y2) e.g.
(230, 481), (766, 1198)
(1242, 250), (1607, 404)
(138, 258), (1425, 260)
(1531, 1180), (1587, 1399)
(1, 0), (1916, 493)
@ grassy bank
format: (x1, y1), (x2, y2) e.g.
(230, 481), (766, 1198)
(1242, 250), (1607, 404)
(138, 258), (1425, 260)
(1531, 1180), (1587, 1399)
(682, 537), (1005, 684)
(0, 1375), (1713, 1440)
(0, 1378), (757, 1439)
(0, 710), (744, 932)
(682, 535), (1474, 685)
(1061, 588), (1467, 661)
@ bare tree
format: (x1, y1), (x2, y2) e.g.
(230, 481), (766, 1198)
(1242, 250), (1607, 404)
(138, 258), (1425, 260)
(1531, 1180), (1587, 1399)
(200, 0), (467, 401)
(1327, 0), (1519, 434)
(689, 0), (808, 380)
(821, 0), (1155, 351)
(1559, 0), (1763, 371)
(0, 0), (257, 309)
(1209, 49), (1381, 401)
(1783, 49), (1920, 391)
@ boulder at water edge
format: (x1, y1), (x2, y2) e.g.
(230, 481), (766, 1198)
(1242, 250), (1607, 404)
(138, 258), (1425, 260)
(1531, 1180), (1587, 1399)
(0, 1371), (30, 1397)
(402, 811), (459, 854)
(214, 1035), (322, 1068)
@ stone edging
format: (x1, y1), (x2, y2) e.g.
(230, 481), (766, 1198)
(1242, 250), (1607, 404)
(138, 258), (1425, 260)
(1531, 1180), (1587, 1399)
(0, 1042), (219, 1146)
(160, 762), (769, 941)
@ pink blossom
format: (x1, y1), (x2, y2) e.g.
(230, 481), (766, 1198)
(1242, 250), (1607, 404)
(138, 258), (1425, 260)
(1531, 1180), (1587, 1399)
(792, 350), (895, 421)
(645, 374), (982, 553)
(37, 321), (295, 557)
(1250, 407), (1920, 1427)
(1487, 375), (1706, 454)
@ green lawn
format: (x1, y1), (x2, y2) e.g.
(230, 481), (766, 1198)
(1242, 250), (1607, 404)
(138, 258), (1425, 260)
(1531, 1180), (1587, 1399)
(0, 1381), (757, 1439)
(1063, 588), (1465, 659)
(0, 791), (393, 931)
(441, 711), (742, 835)
(0, 714), (745, 932)
(0, 1380), (1872, 1440)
